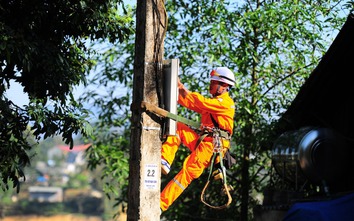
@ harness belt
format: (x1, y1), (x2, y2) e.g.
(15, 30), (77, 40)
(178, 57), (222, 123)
(195, 127), (230, 149)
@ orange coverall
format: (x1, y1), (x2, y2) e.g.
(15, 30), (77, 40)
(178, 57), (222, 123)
(160, 91), (235, 211)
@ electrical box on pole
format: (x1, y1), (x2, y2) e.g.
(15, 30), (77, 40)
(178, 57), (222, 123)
(162, 59), (179, 137)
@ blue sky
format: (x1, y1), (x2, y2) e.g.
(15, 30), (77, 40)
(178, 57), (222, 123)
(5, 80), (84, 107)
(6, 81), (29, 107)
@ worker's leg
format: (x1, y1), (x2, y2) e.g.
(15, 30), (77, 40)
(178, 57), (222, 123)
(161, 135), (180, 167)
(161, 122), (199, 166)
(160, 141), (213, 211)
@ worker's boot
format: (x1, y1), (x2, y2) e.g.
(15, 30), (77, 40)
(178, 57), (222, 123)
(161, 158), (171, 175)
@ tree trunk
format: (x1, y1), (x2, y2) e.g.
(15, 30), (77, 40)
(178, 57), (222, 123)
(240, 133), (251, 221)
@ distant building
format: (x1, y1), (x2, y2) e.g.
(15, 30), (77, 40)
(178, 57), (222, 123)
(37, 143), (92, 185)
(46, 143), (91, 174)
(28, 186), (63, 203)
(57, 144), (92, 174)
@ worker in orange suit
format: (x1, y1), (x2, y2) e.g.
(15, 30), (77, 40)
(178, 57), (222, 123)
(160, 67), (236, 212)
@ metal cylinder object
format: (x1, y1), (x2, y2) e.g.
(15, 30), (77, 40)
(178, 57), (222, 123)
(272, 127), (351, 188)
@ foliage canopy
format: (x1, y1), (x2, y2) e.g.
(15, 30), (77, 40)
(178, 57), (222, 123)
(0, 0), (134, 191)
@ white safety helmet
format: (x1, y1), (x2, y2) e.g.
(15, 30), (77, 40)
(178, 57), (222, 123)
(210, 67), (235, 87)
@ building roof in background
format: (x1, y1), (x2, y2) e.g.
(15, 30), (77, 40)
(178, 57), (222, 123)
(272, 12), (354, 143)
(58, 144), (92, 152)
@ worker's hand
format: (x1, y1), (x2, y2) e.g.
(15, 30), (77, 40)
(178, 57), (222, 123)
(177, 77), (183, 89)
(177, 77), (190, 98)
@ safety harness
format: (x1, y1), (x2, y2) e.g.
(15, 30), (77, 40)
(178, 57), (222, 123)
(200, 114), (233, 209)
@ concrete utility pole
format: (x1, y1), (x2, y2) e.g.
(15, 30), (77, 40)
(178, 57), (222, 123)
(128, 0), (166, 220)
